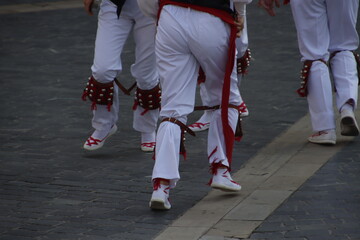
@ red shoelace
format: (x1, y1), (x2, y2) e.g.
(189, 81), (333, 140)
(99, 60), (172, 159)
(86, 137), (102, 146)
(141, 142), (156, 148)
(311, 131), (328, 137)
(239, 102), (248, 113)
(188, 122), (209, 129)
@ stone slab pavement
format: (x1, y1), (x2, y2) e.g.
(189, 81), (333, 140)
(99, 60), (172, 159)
(0, 1), (359, 240)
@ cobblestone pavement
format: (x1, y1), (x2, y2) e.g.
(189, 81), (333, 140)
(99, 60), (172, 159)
(0, 1), (359, 240)
(247, 142), (360, 240)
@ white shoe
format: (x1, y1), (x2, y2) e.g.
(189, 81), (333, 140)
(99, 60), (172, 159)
(83, 125), (117, 151)
(239, 102), (249, 118)
(149, 183), (171, 210)
(308, 129), (336, 145)
(188, 121), (210, 132)
(340, 109), (359, 136)
(188, 111), (213, 132)
(210, 168), (241, 192)
(141, 142), (156, 152)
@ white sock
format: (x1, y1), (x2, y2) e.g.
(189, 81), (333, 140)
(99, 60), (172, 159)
(92, 127), (112, 140)
(141, 131), (156, 143)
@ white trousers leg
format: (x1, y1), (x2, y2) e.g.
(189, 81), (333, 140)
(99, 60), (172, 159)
(199, 83), (244, 109)
(236, 15), (249, 59)
(307, 61), (335, 131)
(89, 0), (159, 134)
(91, 0), (132, 132)
(152, 6), (240, 188)
(290, 0), (359, 131)
(198, 14), (248, 111)
(131, 2), (159, 134)
(326, 0), (359, 53)
(326, 0), (359, 111)
(152, 121), (182, 188)
(133, 107), (159, 134)
(331, 51), (359, 111)
(236, 15), (249, 95)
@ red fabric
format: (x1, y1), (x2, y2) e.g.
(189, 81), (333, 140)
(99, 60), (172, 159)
(221, 27), (237, 167)
(197, 67), (206, 84)
(158, 0), (237, 167)
(209, 162), (226, 175)
(82, 76), (114, 112)
(284, 0), (290, 4)
(132, 101), (138, 111)
(296, 60), (312, 97)
(207, 162), (230, 185)
(134, 84), (162, 111)
(153, 178), (170, 190)
(208, 146), (218, 160)
(235, 136), (242, 142)
(237, 48), (251, 75)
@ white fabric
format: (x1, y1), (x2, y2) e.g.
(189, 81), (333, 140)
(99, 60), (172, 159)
(141, 131), (156, 143)
(236, 12), (249, 86)
(232, 0), (252, 3)
(234, 2), (246, 16)
(199, 12), (249, 113)
(90, 0), (159, 135)
(331, 51), (359, 111)
(290, 0), (359, 132)
(152, 5), (240, 188)
(137, 0), (158, 19)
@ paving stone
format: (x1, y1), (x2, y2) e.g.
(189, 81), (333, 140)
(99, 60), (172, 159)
(36, 232), (82, 240)
(249, 142), (360, 240)
(249, 232), (286, 239)
(0, 235), (35, 240)
(3, 229), (43, 238)
(254, 221), (297, 232)
(1, 1), (359, 240)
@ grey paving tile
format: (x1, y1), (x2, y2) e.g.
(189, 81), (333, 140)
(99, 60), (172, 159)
(1, 1), (359, 240)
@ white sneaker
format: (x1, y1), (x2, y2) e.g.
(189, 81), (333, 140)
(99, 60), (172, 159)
(141, 142), (156, 152)
(308, 129), (336, 145)
(239, 102), (249, 118)
(149, 183), (171, 210)
(210, 168), (241, 192)
(188, 111), (213, 132)
(83, 125), (117, 151)
(340, 109), (359, 136)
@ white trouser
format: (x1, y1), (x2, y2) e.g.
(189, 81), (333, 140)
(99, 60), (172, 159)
(90, 0), (159, 134)
(152, 5), (241, 188)
(199, 14), (249, 106)
(236, 13), (249, 87)
(290, 0), (359, 132)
